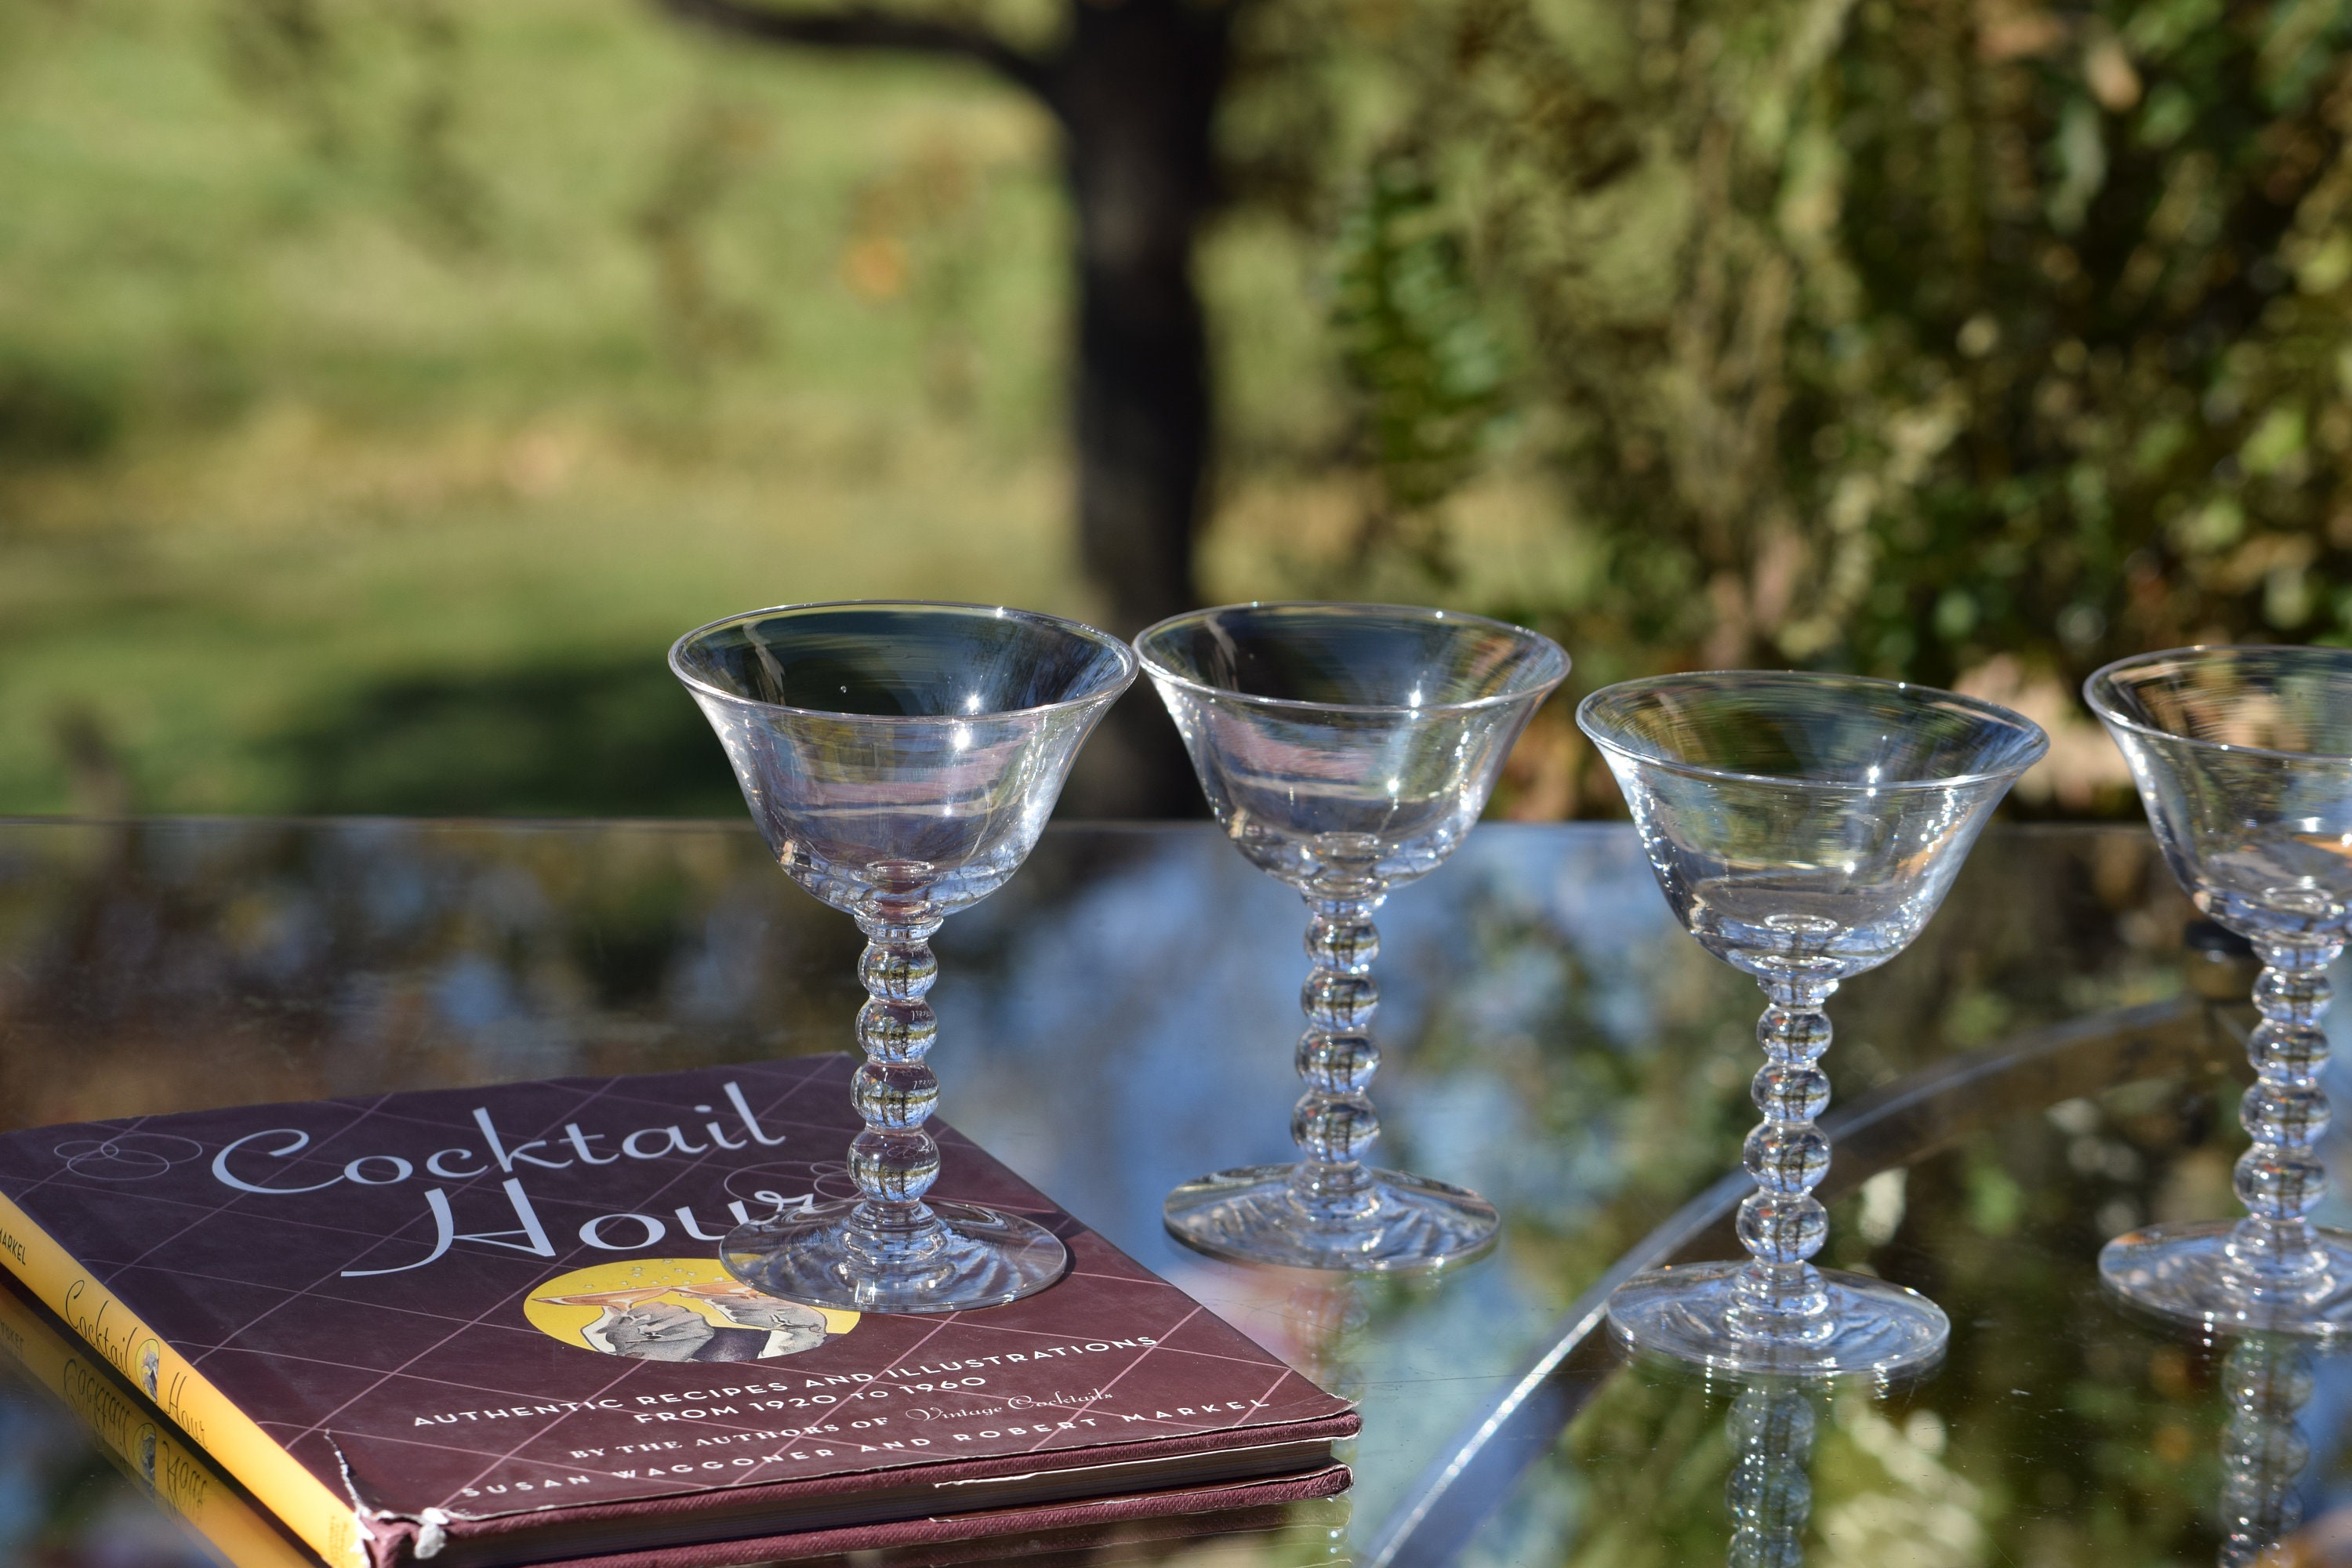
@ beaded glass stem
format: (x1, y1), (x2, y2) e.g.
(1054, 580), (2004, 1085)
(672, 601), (1134, 1313)
(837, 894), (946, 1270)
(2225, 936), (2339, 1294)
(1737, 971), (1838, 1336)
(1290, 877), (1385, 1219)
(2089, 644), (2352, 1334)
(1138, 602), (1569, 1272)
(1580, 671), (2045, 1375)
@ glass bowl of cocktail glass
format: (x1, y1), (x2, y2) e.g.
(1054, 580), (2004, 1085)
(1577, 671), (2046, 1376)
(1134, 601), (1570, 1271)
(670, 601), (1136, 1313)
(2087, 644), (2352, 1335)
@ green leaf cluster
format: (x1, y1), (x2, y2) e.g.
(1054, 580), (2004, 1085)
(1305, 0), (2352, 692)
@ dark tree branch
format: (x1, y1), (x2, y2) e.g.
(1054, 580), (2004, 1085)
(661, 0), (1062, 110)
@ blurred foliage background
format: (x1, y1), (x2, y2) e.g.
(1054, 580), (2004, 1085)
(0, 0), (2348, 818)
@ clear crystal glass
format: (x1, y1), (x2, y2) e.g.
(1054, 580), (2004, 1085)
(671, 601), (1135, 1312)
(1578, 671), (2046, 1374)
(1136, 602), (1569, 1270)
(2087, 644), (2352, 1334)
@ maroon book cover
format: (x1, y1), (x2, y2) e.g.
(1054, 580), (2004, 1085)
(0, 1056), (1355, 1566)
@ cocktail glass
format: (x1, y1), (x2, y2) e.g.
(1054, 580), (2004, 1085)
(1578, 671), (2046, 1374)
(1136, 602), (1569, 1270)
(2087, 644), (2352, 1334)
(671, 601), (1136, 1312)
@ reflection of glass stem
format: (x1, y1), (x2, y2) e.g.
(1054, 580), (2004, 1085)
(1732, 971), (1838, 1338)
(1726, 1384), (1814, 1568)
(1283, 1277), (1370, 1399)
(846, 898), (946, 1266)
(2223, 938), (2342, 1299)
(1289, 877), (1387, 1221)
(2219, 1334), (2312, 1567)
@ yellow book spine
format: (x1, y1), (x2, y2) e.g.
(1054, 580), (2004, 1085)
(0, 1191), (370, 1568)
(0, 1282), (319, 1568)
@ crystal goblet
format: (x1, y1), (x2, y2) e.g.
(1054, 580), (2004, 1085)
(2087, 644), (2352, 1334)
(671, 601), (1136, 1312)
(1578, 671), (2046, 1375)
(1137, 602), (1570, 1270)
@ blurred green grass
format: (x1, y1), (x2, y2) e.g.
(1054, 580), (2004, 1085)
(0, 0), (1120, 815)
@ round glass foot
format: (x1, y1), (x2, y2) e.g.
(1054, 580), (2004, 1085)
(2100, 1220), (2352, 1336)
(1607, 1261), (1949, 1377)
(720, 1201), (1066, 1314)
(1162, 1163), (1499, 1272)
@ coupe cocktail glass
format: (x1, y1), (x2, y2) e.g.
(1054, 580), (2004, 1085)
(1578, 671), (2046, 1374)
(671, 601), (1135, 1312)
(2087, 644), (2352, 1334)
(1137, 602), (1569, 1270)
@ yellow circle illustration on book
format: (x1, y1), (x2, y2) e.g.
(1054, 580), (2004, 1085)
(524, 1258), (858, 1363)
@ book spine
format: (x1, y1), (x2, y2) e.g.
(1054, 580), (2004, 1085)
(0, 1190), (371, 1568)
(0, 1281), (320, 1568)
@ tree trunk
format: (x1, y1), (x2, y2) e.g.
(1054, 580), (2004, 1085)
(1063, 0), (1221, 633)
(656, 0), (1224, 814)
(1054, 0), (1225, 816)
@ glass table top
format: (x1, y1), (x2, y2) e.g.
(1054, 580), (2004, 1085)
(0, 816), (2337, 1566)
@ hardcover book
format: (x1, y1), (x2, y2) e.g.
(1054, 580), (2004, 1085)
(0, 1274), (1345, 1568)
(0, 1055), (1355, 1567)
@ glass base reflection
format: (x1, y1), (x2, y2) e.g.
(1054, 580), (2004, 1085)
(1606, 1260), (1949, 1377)
(2101, 1219), (2352, 1336)
(721, 1201), (1067, 1314)
(1162, 1163), (1499, 1272)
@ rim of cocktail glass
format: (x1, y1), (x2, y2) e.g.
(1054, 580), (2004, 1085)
(668, 599), (1139, 721)
(1577, 670), (2049, 792)
(2084, 644), (2352, 765)
(1131, 601), (1570, 717)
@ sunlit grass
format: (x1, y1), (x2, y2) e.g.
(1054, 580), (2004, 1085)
(0, 0), (1105, 813)
(0, 410), (1085, 811)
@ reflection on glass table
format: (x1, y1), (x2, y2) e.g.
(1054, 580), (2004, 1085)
(5, 818), (2352, 1564)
